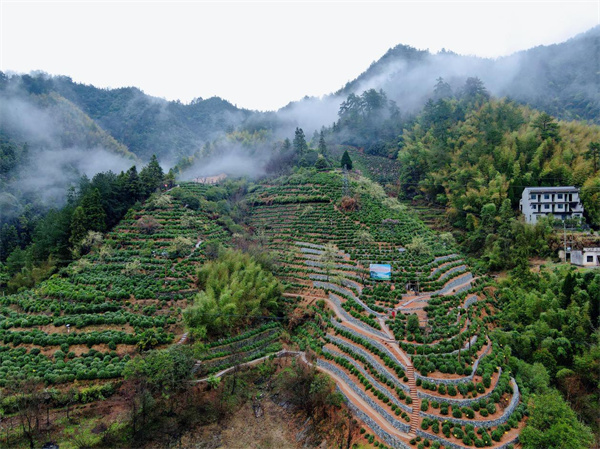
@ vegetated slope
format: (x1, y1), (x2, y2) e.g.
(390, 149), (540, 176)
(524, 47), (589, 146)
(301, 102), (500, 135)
(0, 83), (135, 190)
(0, 184), (229, 385)
(0, 75), (139, 243)
(10, 73), (253, 162)
(394, 94), (600, 269)
(329, 145), (403, 188)
(337, 26), (600, 123)
(246, 170), (525, 449)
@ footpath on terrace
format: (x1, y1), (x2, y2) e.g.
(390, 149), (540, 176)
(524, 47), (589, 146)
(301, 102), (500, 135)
(196, 172), (525, 449)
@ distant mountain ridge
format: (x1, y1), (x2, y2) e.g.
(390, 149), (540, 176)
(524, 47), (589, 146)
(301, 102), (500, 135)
(50, 78), (252, 162)
(333, 26), (600, 123)
(0, 73), (252, 163)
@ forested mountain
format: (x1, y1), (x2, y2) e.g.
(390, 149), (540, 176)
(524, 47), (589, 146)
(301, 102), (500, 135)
(4, 73), (253, 162)
(2, 26), (600, 449)
(333, 26), (600, 124)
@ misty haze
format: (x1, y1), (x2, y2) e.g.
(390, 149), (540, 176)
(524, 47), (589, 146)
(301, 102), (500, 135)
(0, 18), (599, 449)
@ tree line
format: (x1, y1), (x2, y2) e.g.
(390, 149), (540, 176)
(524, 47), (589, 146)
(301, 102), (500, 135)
(0, 155), (170, 292)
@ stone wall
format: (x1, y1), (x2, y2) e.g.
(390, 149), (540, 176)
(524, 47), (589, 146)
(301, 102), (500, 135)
(326, 332), (410, 389)
(435, 273), (473, 295)
(461, 295), (479, 309)
(322, 346), (412, 413)
(330, 321), (408, 370)
(419, 378), (519, 428)
(317, 360), (411, 434)
(326, 294), (389, 339)
(417, 368), (503, 406)
(439, 265), (468, 282)
(295, 241), (325, 249)
(314, 280), (381, 316)
(414, 341), (491, 385)
(416, 430), (518, 449)
(340, 395), (412, 449)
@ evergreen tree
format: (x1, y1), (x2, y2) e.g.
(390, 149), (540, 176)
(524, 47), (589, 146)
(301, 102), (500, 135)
(433, 77), (453, 100)
(314, 155), (328, 170)
(532, 112), (560, 141)
(293, 128), (308, 156)
(340, 150), (353, 170)
(461, 77), (489, 101)
(0, 224), (18, 261)
(585, 141), (600, 172)
(69, 206), (87, 245)
(318, 130), (327, 156)
(281, 138), (292, 153)
(140, 155), (164, 195)
(122, 166), (143, 202)
(80, 188), (107, 233)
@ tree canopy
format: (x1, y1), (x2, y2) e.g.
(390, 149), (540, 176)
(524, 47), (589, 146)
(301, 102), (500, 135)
(183, 249), (282, 338)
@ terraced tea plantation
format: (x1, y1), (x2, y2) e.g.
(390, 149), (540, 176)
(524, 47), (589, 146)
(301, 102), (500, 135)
(0, 184), (230, 385)
(248, 170), (525, 449)
(1, 170), (525, 449)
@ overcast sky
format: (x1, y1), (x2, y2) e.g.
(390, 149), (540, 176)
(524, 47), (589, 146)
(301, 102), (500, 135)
(1, 1), (598, 111)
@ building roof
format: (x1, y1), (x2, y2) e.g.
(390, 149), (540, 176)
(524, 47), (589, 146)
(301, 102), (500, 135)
(523, 186), (579, 193)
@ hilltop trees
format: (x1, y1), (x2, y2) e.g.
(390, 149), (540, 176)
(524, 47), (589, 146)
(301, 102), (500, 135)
(70, 188), (107, 246)
(396, 88), (600, 267)
(318, 130), (327, 156)
(140, 155), (164, 195)
(293, 127), (308, 156)
(334, 88), (402, 156)
(532, 112), (560, 142)
(0, 155), (167, 292)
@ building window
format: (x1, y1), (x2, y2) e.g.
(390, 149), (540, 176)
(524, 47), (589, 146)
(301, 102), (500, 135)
(544, 194), (550, 199)
(530, 194), (537, 200)
(544, 204), (550, 210)
(557, 194), (563, 199)
(557, 204), (564, 209)
(587, 255), (594, 263)
(532, 204), (537, 209)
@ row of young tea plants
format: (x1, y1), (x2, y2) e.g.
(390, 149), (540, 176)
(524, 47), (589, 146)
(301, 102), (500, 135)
(247, 170), (523, 449)
(0, 183), (233, 385)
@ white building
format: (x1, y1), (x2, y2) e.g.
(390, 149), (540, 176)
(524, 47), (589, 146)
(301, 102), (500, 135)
(571, 247), (600, 267)
(519, 186), (584, 224)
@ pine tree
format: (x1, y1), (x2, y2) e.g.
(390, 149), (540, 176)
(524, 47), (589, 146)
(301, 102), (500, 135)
(340, 150), (353, 170)
(585, 141), (600, 172)
(140, 155), (164, 195)
(122, 166), (143, 202)
(69, 206), (87, 245)
(318, 130), (327, 156)
(80, 188), (107, 233)
(532, 112), (560, 141)
(293, 128), (308, 156)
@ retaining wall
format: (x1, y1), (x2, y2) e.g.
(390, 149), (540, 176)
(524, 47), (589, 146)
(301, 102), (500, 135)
(330, 320), (409, 370)
(417, 368), (503, 406)
(420, 378), (519, 428)
(340, 394), (412, 449)
(414, 341), (491, 385)
(435, 273), (473, 295)
(326, 331), (410, 387)
(323, 346), (412, 413)
(326, 293), (389, 339)
(461, 295), (479, 309)
(317, 360), (411, 435)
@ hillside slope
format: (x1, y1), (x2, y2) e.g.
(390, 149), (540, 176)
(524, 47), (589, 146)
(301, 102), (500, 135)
(337, 26), (600, 123)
